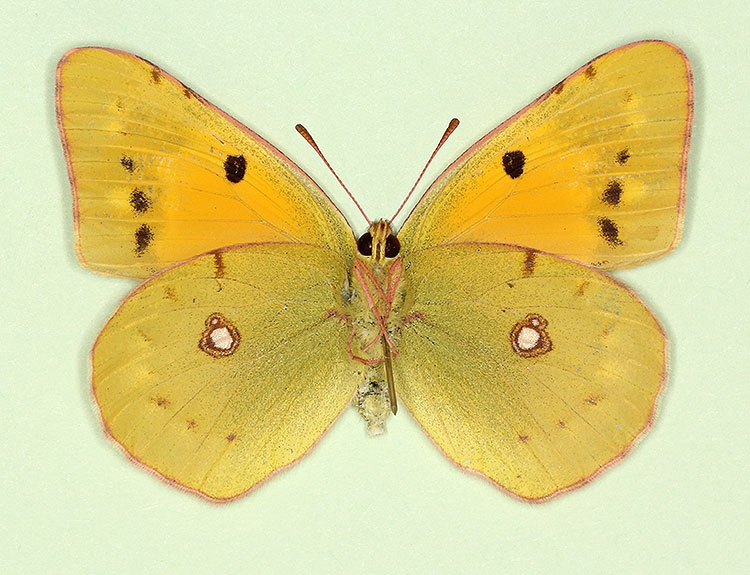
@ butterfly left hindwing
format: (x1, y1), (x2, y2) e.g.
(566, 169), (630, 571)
(93, 244), (357, 500)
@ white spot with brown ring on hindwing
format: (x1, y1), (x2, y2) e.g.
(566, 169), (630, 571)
(516, 326), (541, 350)
(199, 313), (240, 357)
(511, 313), (552, 358)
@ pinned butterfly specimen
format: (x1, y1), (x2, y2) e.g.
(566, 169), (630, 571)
(56, 41), (692, 502)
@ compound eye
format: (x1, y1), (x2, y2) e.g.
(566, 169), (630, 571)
(384, 234), (401, 258)
(357, 232), (373, 256)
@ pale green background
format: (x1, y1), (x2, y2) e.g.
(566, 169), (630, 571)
(2, 1), (748, 573)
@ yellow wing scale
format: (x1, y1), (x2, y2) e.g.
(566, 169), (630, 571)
(399, 41), (692, 269)
(57, 48), (354, 278)
(93, 244), (357, 500)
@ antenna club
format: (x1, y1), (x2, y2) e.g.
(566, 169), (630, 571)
(296, 123), (371, 225)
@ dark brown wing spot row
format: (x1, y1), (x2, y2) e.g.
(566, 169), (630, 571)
(134, 224), (154, 256)
(150, 67), (162, 84)
(224, 154), (247, 183)
(502, 150), (525, 179)
(584, 64), (597, 79)
(129, 188), (152, 215)
(597, 217), (623, 247)
(511, 314), (552, 358)
(523, 250), (537, 277)
(120, 155), (136, 173)
(601, 180), (623, 206)
(199, 313), (240, 357)
(615, 148), (631, 164)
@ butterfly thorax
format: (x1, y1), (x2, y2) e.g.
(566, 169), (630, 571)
(346, 220), (407, 433)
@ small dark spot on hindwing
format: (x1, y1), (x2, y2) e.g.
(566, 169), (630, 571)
(150, 67), (162, 84)
(601, 180), (623, 206)
(152, 396), (170, 408)
(224, 154), (247, 183)
(134, 224), (155, 256)
(584, 65), (597, 79)
(597, 217), (623, 247)
(502, 150), (526, 179)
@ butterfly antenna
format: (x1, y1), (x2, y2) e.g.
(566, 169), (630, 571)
(296, 124), (371, 224)
(389, 118), (460, 223)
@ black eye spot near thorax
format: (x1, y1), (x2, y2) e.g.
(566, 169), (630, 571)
(224, 154), (246, 183)
(502, 150), (525, 179)
(357, 232), (373, 256)
(356, 232), (400, 258)
(385, 234), (400, 258)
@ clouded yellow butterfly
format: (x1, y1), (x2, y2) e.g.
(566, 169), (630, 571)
(57, 40), (692, 501)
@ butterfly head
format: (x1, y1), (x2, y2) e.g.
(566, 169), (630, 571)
(356, 220), (400, 265)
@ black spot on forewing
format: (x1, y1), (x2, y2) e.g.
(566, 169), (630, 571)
(129, 188), (151, 215)
(615, 148), (630, 164)
(120, 155), (135, 173)
(601, 180), (623, 206)
(502, 150), (525, 179)
(597, 217), (623, 247)
(224, 154), (247, 183)
(134, 224), (154, 256)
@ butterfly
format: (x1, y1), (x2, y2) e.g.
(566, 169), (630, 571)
(56, 41), (692, 502)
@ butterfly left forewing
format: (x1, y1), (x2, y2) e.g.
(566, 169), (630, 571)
(398, 41), (692, 269)
(394, 244), (665, 501)
(57, 48), (354, 279)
